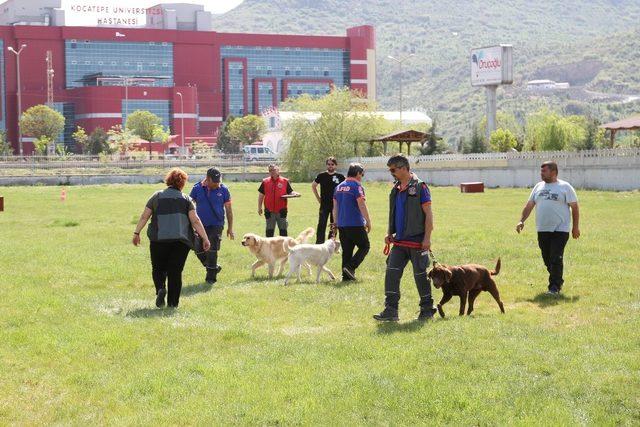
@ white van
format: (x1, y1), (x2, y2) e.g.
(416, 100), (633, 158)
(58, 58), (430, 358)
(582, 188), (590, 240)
(242, 145), (278, 162)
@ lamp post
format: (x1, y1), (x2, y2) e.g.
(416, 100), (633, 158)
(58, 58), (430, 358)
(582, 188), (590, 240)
(176, 91), (185, 156)
(387, 53), (415, 127)
(8, 44), (27, 156)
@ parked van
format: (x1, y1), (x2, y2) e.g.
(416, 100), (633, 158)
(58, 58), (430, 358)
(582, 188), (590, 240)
(242, 145), (278, 162)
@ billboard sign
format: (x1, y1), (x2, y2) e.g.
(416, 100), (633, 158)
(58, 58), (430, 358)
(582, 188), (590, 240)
(62, 1), (162, 27)
(470, 45), (513, 86)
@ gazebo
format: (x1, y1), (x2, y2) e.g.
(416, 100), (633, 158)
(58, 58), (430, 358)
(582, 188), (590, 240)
(370, 129), (433, 155)
(599, 115), (640, 148)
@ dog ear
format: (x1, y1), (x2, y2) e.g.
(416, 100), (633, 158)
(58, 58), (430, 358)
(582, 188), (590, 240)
(444, 267), (453, 282)
(334, 241), (341, 253)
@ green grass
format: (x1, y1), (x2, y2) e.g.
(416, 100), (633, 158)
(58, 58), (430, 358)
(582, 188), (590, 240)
(1, 183), (639, 424)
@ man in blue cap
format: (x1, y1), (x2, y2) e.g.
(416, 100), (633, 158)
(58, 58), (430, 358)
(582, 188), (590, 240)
(189, 167), (234, 284)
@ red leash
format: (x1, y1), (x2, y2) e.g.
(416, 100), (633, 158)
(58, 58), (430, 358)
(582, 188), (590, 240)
(383, 238), (424, 255)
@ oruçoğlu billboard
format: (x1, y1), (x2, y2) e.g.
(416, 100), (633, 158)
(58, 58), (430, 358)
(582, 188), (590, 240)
(470, 45), (513, 87)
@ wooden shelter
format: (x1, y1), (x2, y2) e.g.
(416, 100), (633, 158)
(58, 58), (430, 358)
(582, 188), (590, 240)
(599, 115), (640, 147)
(370, 129), (432, 155)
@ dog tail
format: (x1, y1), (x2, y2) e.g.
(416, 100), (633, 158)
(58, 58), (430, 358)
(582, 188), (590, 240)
(283, 238), (297, 252)
(295, 227), (315, 243)
(491, 258), (501, 276)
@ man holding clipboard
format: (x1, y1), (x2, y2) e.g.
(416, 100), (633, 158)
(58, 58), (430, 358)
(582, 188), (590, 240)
(257, 164), (300, 237)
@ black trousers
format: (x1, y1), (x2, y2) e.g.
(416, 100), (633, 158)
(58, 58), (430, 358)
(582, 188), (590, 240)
(195, 225), (223, 273)
(384, 245), (433, 310)
(316, 205), (335, 244)
(150, 241), (191, 307)
(537, 232), (570, 291)
(338, 226), (370, 278)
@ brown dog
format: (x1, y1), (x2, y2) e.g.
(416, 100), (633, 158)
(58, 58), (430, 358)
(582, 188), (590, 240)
(427, 259), (504, 317)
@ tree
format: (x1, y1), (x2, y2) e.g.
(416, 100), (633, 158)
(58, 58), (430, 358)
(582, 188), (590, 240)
(524, 109), (589, 151)
(72, 126), (89, 154)
(281, 88), (386, 180)
(463, 125), (487, 153)
(87, 127), (111, 154)
(125, 110), (164, 154)
(217, 115), (238, 153)
(479, 112), (523, 148)
(228, 114), (266, 149)
(108, 125), (138, 154)
(421, 118), (442, 155)
(19, 105), (65, 151)
(33, 136), (53, 155)
(0, 131), (12, 155)
(489, 128), (518, 152)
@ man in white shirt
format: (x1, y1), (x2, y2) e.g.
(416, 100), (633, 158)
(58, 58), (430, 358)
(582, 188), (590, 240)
(516, 161), (580, 294)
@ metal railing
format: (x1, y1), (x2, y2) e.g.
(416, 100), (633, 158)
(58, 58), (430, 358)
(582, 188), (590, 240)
(0, 153), (282, 173)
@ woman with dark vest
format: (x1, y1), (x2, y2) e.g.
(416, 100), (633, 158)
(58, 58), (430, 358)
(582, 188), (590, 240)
(373, 154), (436, 322)
(257, 164), (299, 237)
(133, 168), (211, 308)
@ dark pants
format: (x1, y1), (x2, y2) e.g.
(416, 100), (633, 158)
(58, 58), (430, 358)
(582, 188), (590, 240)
(338, 226), (370, 279)
(316, 205), (335, 244)
(150, 241), (191, 307)
(195, 225), (223, 274)
(265, 209), (288, 237)
(537, 232), (570, 291)
(384, 245), (433, 310)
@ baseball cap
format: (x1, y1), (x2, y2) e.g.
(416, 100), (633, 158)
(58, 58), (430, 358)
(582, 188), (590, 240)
(206, 168), (221, 182)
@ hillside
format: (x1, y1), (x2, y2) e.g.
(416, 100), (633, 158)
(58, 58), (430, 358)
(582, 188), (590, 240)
(212, 0), (640, 141)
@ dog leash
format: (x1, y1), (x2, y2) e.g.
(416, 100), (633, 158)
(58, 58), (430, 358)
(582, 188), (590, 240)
(383, 238), (434, 257)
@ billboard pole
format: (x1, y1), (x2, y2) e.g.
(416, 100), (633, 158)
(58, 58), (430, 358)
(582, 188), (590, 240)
(485, 85), (497, 142)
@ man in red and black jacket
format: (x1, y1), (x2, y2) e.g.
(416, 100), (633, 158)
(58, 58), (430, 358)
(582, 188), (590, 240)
(257, 164), (299, 237)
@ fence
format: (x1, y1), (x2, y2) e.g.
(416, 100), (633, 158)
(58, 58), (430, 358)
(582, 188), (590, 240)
(349, 148), (640, 190)
(0, 154), (281, 173)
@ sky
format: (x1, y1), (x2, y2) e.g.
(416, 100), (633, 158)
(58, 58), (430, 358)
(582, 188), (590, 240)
(61, 0), (245, 26)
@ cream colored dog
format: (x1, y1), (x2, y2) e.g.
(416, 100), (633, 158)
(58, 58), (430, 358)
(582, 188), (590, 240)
(241, 227), (315, 278)
(284, 238), (341, 285)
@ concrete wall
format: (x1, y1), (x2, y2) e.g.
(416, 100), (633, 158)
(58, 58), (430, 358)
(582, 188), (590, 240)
(355, 148), (640, 191)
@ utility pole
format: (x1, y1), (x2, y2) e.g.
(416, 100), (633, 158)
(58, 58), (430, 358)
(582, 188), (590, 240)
(8, 44), (27, 156)
(46, 50), (56, 155)
(387, 53), (415, 127)
(46, 50), (54, 105)
(176, 91), (185, 156)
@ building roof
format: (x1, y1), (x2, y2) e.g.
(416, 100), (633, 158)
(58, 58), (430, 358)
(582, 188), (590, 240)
(599, 115), (640, 131)
(371, 129), (427, 142)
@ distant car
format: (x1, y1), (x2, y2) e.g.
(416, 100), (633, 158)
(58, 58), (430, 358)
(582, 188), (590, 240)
(242, 145), (278, 162)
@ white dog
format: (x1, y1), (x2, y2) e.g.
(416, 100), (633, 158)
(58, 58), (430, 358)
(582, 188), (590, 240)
(241, 227), (315, 278)
(284, 238), (341, 285)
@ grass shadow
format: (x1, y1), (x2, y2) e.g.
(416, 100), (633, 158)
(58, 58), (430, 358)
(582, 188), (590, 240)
(525, 292), (581, 307)
(375, 319), (430, 335)
(125, 307), (177, 318)
(181, 282), (213, 297)
(236, 276), (284, 285)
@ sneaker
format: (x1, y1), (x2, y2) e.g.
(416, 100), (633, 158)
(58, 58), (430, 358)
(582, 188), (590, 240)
(546, 288), (560, 295)
(342, 267), (356, 281)
(417, 307), (437, 321)
(373, 307), (399, 322)
(155, 288), (166, 308)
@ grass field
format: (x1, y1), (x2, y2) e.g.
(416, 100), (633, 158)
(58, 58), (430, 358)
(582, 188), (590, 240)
(1, 182), (639, 425)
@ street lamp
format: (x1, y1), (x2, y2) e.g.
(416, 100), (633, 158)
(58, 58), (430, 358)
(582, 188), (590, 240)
(8, 44), (27, 156)
(176, 91), (185, 156)
(387, 53), (415, 127)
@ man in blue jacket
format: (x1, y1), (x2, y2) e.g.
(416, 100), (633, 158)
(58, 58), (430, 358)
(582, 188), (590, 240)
(189, 168), (234, 284)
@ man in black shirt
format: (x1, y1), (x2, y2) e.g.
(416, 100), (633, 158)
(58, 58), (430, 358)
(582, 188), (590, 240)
(312, 157), (345, 243)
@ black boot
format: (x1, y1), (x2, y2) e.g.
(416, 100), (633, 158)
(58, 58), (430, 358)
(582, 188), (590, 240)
(373, 306), (399, 321)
